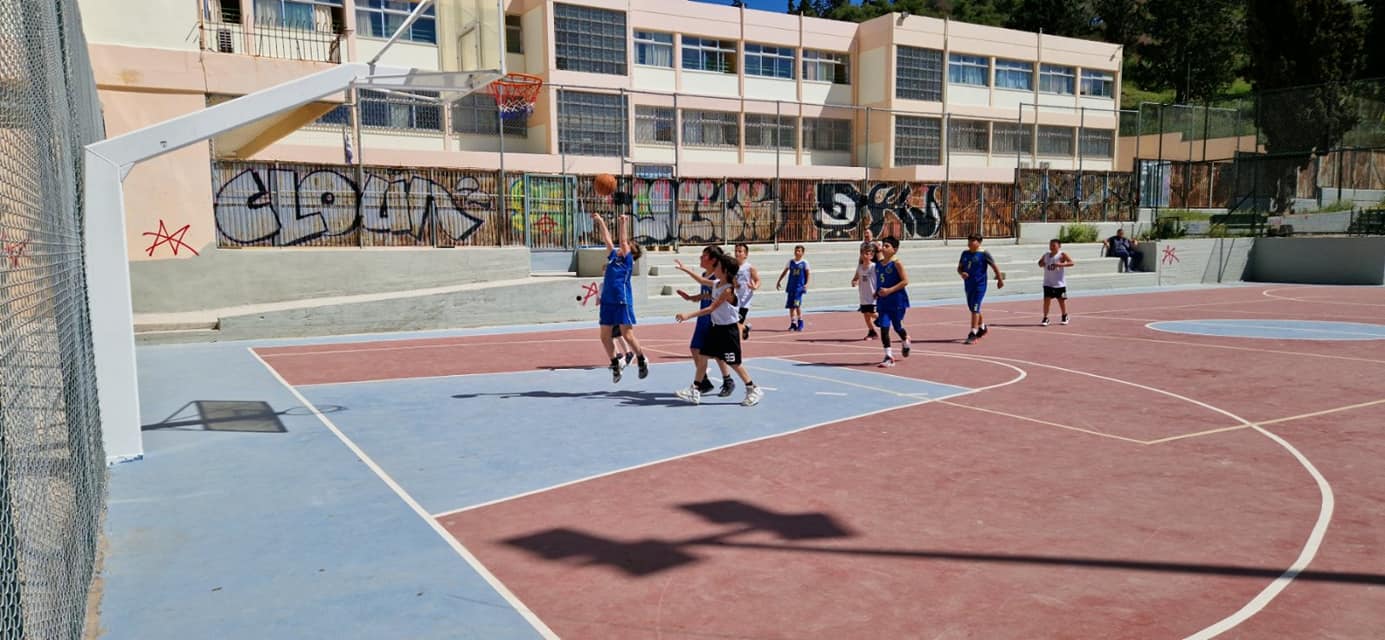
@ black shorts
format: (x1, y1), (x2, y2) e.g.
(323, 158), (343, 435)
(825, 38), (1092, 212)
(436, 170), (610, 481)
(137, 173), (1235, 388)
(1043, 286), (1067, 299)
(857, 304), (876, 314)
(700, 323), (743, 364)
(738, 307), (749, 323)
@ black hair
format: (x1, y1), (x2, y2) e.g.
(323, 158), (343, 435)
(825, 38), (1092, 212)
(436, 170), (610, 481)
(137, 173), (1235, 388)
(1050, 238), (1061, 245)
(794, 244), (806, 252)
(735, 242), (750, 253)
(629, 242), (643, 262)
(968, 234), (984, 243)
(716, 252), (740, 280)
(881, 236), (900, 249)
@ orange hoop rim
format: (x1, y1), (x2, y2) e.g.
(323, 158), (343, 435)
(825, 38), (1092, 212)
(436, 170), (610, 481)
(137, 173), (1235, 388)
(486, 72), (544, 104)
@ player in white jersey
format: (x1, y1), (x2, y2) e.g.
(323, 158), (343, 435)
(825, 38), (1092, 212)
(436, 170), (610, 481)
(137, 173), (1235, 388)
(850, 244), (879, 340)
(675, 252), (764, 406)
(1038, 238), (1075, 326)
(733, 243), (759, 339)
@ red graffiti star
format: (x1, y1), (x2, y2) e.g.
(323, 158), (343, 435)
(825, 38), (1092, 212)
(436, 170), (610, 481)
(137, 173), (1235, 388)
(580, 281), (601, 306)
(1161, 245), (1179, 265)
(143, 220), (199, 257)
(532, 215), (559, 235)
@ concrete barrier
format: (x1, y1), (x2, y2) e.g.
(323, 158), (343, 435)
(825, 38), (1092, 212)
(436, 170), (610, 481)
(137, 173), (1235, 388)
(129, 245), (531, 313)
(1018, 221), (1153, 245)
(1246, 237), (1385, 285)
(1143, 238), (1253, 285)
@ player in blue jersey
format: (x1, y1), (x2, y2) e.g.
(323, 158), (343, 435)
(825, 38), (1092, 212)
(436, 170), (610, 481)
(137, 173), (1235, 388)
(775, 245), (811, 331)
(873, 236), (912, 367)
(591, 212), (649, 382)
(958, 234), (1005, 345)
(673, 246), (736, 399)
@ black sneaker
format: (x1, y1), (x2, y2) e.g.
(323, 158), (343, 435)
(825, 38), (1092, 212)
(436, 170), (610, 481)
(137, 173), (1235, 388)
(902, 340), (911, 357)
(697, 378), (715, 394)
(976, 325), (989, 338)
(637, 356), (649, 379)
(864, 331), (878, 341)
(1041, 317), (1050, 327)
(624, 352), (635, 367)
(964, 333), (976, 345)
(611, 359), (623, 383)
(1061, 314), (1069, 325)
(719, 378), (736, 397)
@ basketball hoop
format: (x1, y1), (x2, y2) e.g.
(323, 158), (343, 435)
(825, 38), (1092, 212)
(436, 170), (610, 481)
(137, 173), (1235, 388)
(487, 72), (543, 121)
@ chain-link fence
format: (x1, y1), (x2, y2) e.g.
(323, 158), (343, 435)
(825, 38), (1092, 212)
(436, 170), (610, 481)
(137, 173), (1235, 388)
(0, 0), (107, 638)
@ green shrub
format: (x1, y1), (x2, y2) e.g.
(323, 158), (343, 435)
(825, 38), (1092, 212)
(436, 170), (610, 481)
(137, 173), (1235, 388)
(1141, 218), (1188, 241)
(1312, 200), (1355, 213)
(1206, 223), (1230, 238)
(1057, 223), (1099, 244)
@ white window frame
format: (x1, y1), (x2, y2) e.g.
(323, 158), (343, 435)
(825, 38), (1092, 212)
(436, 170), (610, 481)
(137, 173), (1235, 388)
(633, 31), (673, 68)
(635, 105), (674, 145)
(994, 59), (1033, 91)
(681, 109), (739, 147)
(744, 43), (795, 80)
(1080, 128), (1115, 158)
(948, 119), (989, 153)
(682, 36), (736, 74)
(744, 114), (796, 149)
(803, 117), (851, 152)
(1039, 64), (1076, 95)
(1037, 125), (1075, 156)
(992, 122), (1032, 154)
(505, 15), (522, 54)
(1081, 70), (1114, 98)
(802, 49), (849, 84)
(948, 53), (989, 87)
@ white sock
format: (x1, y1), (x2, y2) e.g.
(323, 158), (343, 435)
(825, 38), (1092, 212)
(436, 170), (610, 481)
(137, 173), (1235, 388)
(885, 347), (893, 358)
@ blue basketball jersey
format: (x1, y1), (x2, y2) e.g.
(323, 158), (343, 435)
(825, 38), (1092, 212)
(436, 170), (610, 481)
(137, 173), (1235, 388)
(875, 257), (910, 310)
(602, 250), (633, 304)
(786, 259), (809, 292)
(959, 250), (993, 288)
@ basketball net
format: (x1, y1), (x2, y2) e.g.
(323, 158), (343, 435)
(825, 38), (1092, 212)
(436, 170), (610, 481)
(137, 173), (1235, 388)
(487, 72), (543, 121)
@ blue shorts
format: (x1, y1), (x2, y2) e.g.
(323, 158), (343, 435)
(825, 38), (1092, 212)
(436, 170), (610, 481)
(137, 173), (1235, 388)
(689, 316), (712, 350)
(877, 306), (907, 332)
(599, 302), (636, 327)
(965, 286), (987, 313)
(785, 290), (804, 309)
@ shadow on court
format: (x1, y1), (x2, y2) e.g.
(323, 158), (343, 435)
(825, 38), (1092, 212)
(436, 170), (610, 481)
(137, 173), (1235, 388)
(502, 500), (1385, 585)
(141, 400), (345, 433)
(451, 389), (697, 408)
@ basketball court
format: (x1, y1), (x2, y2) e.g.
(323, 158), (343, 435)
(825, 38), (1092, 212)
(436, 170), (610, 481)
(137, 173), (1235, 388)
(98, 284), (1385, 639)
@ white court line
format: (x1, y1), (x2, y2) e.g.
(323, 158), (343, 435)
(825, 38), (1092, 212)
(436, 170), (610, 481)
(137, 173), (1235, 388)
(783, 338), (1336, 638)
(260, 336), (688, 359)
(815, 391), (848, 396)
(996, 325), (1385, 366)
(430, 356), (1029, 519)
(1146, 320), (1385, 340)
(1144, 397), (1385, 445)
(937, 400), (1147, 445)
(1262, 287), (1385, 308)
(915, 353), (1335, 640)
(248, 349), (559, 640)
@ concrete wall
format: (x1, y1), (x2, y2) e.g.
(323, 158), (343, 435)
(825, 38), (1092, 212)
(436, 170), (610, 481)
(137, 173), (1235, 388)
(1246, 238), (1385, 285)
(1144, 238), (1253, 285)
(130, 246), (531, 313)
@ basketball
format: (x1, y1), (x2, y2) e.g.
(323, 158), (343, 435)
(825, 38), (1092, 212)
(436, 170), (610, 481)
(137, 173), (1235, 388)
(594, 173), (617, 197)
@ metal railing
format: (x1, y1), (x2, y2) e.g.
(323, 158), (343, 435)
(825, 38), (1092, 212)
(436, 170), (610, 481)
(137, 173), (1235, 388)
(199, 21), (344, 64)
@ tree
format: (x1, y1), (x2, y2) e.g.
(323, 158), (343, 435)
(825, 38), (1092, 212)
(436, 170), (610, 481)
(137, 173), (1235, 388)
(1365, 0), (1385, 79)
(1135, 0), (1242, 102)
(1245, 0), (1366, 212)
(1004, 0), (1096, 38)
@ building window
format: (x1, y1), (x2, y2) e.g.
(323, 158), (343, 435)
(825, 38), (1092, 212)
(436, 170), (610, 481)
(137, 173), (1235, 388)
(948, 53), (988, 86)
(993, 122), (1032, 154)
(257, 0), (343, 32)
(554, 3), (626, 75)
(802, 50), (849, 84)
(635, 106), (674, 144)
(994, 59), (1033, 91)
(558, 91), (627, 156)
(1081, 70), (1114, 98)
(948, 119), (989, 153)
(682, 110), (738, 147)
(894, 115), (941, 165)
(634, 31), (673, 67)
(1038, 125), (1074, 156)
(682, 36), (736, 74)
(745, 114), (795, 149)
(505, 15), (522, 54)
(1080, 128), (1114, 157)
(745, 44), (794, 79)
(452, 93), (526, 136)
(896, 46), (943, 101)
(1039, 64), (1075, 95)
(353, 0), (431, 42)
(320, 89), (440, 131)
(803, 117), (851, 152)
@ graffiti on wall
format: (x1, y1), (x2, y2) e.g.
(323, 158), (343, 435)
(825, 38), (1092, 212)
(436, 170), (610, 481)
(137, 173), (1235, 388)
(143, 219), (199, 257)
(814, 182), (942, 239)
(214, 167), (489, 247)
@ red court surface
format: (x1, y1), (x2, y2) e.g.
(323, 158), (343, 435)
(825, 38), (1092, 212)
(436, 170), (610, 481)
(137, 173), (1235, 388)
(258, 284), (1385, 639)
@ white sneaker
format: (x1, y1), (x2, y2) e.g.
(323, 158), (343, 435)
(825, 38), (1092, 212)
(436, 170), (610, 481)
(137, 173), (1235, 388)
(1061, 314), (1070, 325)
(878, 356), (896, 368)
(676, 385), (701, 405)
(741, 385), (764, 407)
